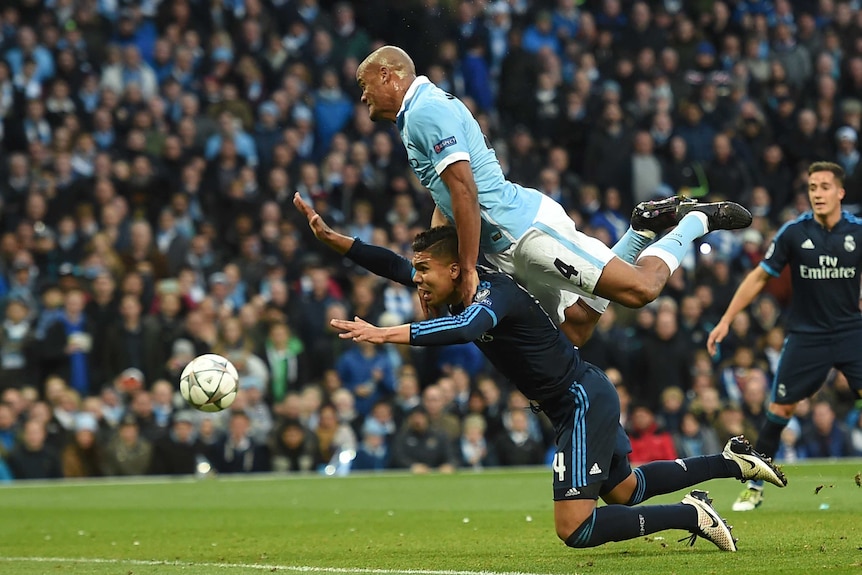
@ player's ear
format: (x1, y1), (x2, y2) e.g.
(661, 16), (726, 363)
(449, 262), (460, 280)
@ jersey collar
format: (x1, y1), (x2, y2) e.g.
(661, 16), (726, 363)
(397, 75), (431, 119)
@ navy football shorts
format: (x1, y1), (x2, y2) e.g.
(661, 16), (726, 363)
(540, 363), (633, 501)
(772, 328), (862, 405)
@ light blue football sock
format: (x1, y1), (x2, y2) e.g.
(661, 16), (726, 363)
(612, 227), (654, 264)
(637, 212), (709, 273)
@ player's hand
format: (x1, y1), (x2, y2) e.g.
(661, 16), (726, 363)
(330, 316), (387, 344)
(459, 267), (480, 307)
(706, 322), (729, 357)
(293, 193), (333, 242)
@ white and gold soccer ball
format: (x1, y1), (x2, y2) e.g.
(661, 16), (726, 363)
(179, 354), (239, 412)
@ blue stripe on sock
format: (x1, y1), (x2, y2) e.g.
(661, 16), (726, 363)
(632, 467), (646, 505)
(573, 508), (597, 546)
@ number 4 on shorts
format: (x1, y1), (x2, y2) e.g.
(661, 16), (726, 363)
(554, 258), (579, 280)
(553, 452), (566, 481)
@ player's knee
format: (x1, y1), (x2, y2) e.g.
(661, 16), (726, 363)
(560, 512), (596, 548)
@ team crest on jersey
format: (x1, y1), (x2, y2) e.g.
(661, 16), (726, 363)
(765, 242), (775, 259)
(474, 288), (490, 302)
(433, 136), (457, 153)
(844, 235), (856, 252)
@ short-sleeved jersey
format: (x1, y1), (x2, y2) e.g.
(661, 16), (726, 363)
(396, 76), (543, 254)
(345, 240), (582, 402)
(760, 211), (862, 333)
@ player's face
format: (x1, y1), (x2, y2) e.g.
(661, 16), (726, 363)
(356, 66), (397, 122)
(808, 170), (845, 219)
(411, 251), (459, 307)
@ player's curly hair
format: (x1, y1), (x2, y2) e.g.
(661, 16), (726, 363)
(808, 161), (845, 185)
(412, 226), (458, 261)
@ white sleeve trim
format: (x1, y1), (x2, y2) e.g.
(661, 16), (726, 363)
(434, 152), (471, 175)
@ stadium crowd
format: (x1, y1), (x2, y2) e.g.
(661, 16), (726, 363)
(1, 0), (862, 481)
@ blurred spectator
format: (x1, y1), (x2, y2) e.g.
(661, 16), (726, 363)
(628, 404), (678, 465)
(7, 419), (62, 479)
(389, 407), (457, 474)
(800, 399), (853, 458)
(102, 413), (153, 476)
(0, 297), (36, 389)
(0, 401), (18, 455)
(713, 401), (758, 446)
(673, 411), (722, 458)
(335, 339), (395, 417)
(422, 383), (461, 443)
(39, 288), (94, 396)
(313, 402), (356, 467)
(459, 413), (492, 469)
(103, 293), (165, 385)
(208, 410), (270, 473)
(494, 408), (544, 467)
(269, 418), (321, 473)
(61, 412), (103, 477)
(257, 320), (305, 405)
(352, 417), (389, 471)
(148, 410), (204, 475)
(633, 309), (691, 409)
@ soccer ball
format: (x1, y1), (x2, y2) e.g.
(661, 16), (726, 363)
(179, 354), (239, 412)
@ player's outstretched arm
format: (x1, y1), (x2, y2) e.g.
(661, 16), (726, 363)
(707, 266), (771, 356)
(332, 304), (495, 347)
(331, 316), (410, 344)
(294, 192), (415, 286)
(293, 193), (354, 255)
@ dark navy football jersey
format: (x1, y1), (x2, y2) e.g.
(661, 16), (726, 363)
(761, 211), (862, 333)
(345, 240), (581, 402)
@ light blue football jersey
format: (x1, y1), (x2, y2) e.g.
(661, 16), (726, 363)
(395, 77), (542, 254)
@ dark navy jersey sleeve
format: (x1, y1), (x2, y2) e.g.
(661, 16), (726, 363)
(344, 239), (415, 286)
(409, 278), (511, 345)
(410, 304), (496, 345)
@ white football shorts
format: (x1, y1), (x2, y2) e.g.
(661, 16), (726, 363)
(486, 195), (615, 325)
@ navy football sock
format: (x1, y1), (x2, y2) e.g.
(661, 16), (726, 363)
(627, 455), (738, 505)
(565, 504), (697, 548)
(754, 412), (790, 458)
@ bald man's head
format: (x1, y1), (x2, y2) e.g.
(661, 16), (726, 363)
(358, 45), (416, 80)
(356, 45), (418, 123)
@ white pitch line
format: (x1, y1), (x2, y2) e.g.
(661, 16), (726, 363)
(0, 557), (563, 575)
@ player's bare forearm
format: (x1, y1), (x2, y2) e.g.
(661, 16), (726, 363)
(293, 193), (354, 255)
(441, 161), (481, 272)
(718, 266), (770, 327)
(561, 300), (602, 347)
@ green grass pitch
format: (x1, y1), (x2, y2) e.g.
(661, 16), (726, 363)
(1, 460), (861, 575)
